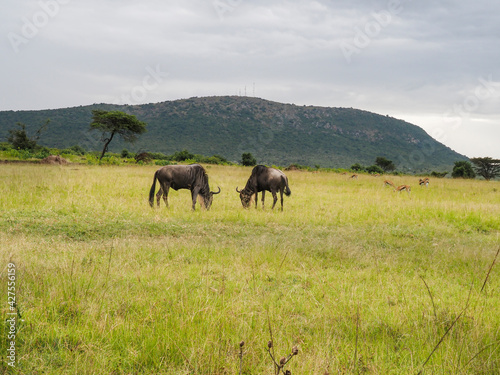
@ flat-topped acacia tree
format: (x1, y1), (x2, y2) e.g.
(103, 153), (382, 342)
(89, 110), (147, 160)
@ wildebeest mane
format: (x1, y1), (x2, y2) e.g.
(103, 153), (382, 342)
(243, 165), (267, 193)
(190, 164), (210, 194)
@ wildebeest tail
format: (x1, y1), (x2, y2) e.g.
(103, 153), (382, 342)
(149, 171), (158, 207)
(283, 176), (291, 196)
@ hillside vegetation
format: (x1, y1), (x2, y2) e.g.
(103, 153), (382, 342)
(0, 163), (499, 374)
(0, 96), (467, 172)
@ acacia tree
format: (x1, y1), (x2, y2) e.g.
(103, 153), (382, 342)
(470, 157), (500, 181)
(89, 110), (147, 160)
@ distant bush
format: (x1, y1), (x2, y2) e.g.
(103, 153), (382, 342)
(366, 165), (384, 174)
(350, 163), (364, 171)
(241, 152), (257, 166)
(198, 154), (229, 165)
(173, 149), (195, 162)
(0, 142), (12, 151)
(155, 160), (173, 166)
(452, 161), (475, 179)
(135, 152), (153, 164)
(33, 147), (51, 159)
(149, 152), (170, 160)
(431, 171), (448, 178)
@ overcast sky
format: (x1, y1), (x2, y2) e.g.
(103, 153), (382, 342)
(2, 0), (500, 158)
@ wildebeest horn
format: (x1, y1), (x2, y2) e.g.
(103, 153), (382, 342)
(211, 186), (221, 195)
(236, 187), (241, 193)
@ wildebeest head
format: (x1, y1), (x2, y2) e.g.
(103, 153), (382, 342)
(235, 187), (253, 208)
(200, 186), (221, 210)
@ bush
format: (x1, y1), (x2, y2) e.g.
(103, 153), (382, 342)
(149, 152), (170, 161)
(33, 147), (51, 159)
(452, 161), (475, 179)
(135, 152), (153, 164)
(431, 171), (448, 178)
(351, 163), (364, 171)
(173, 149), (195, 162)
(155, 160), (172, 166)
(0, 142), (12, 151)
(241, 152), (257, 166)
(366, 165), (384, 174)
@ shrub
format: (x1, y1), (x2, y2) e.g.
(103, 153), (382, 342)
(351, 163), (364, 171)
(241, 152), (257, 166)
(366, 165), (384, 174)
(452, 161), (475, 179)
(172, 149), (195, 162)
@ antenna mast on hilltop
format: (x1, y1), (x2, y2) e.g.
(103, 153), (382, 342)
(253, 82), (255, 97)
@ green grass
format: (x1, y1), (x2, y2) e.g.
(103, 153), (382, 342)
(1, 164), (499, 374)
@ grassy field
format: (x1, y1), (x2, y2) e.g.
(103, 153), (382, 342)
(0, 163), (499, 374)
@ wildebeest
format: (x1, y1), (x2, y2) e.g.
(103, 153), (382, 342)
(236, 165), (291, 210)
(149, 164), (220, 210)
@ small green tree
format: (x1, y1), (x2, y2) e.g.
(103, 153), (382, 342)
(7, 119), (50, 150)
(89, 110), (147, 160)
(350, 163), (364, 172)
(241, 152), (257, 166)
(452, 161), (476, 179)
(470, 157), (500, 181)
(375, 157), (396, 172)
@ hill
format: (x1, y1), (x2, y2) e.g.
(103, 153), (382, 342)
(0, 96), (467, 172)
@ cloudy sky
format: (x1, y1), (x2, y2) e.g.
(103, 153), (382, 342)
(2, 0), (500, 158)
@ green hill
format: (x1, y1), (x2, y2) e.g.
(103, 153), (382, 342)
(0, 96), (467, 172)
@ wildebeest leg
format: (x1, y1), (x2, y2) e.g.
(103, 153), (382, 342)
(160, 184), (170, 207)
(191, 188), (200, 211)
(271, 190), (278, 210)
(261, 191), (265, 209)
(254, 192), (258, 209)
(156, 187), (163, 207)
(279, 188), (284, 211)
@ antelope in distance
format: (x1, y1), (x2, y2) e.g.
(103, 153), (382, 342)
(419, 177), (430, 187)
(395, 184), (411, 198)
(384, 180), (396, 188)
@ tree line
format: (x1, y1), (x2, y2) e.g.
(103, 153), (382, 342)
(3, 110), (500, 180)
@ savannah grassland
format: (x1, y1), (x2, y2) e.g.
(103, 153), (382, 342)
(0, 163), (499, 374)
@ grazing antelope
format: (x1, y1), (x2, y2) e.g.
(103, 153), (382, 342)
(419, 177), (430, 187)
(384, 180), (396, 188)
(350, 174), (358, 179)
(395, 184), (411, 197)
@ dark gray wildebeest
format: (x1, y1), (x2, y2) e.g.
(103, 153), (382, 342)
(149, 164), (221, 210)
(236, 165), (291, 210)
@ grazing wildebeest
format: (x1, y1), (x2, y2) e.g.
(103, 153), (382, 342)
(236, 165), (291, 210)
(149, 164), (221, 210)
